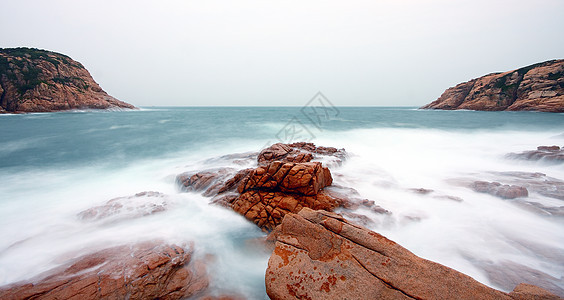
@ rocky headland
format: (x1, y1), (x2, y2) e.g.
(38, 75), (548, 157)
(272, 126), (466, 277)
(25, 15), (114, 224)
(421, 59), (564, 112)
(0, 47), (135, 113)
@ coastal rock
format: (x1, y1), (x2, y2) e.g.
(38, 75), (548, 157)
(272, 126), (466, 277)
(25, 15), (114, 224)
(0, 47), (135, 113)
(514, 201), (564, 218)
(0, 242), (208, 300)
(488, 171), (564, 201)
(421, 59), (564, 112)
(78, 191), (168, 222)
(507, 145), (564, 162)
(471, 181), (528, 199)
(258, 143), (314, 165)
(233, 161), (338, 231)
(265, 208), (558, 300)
(177, 168), (240, 197)
(232, 190), (342, 231)
(509, 283), (562, 300)
(258, 142), (346, 166)
(238, 161), (332, 196)
(176, 143), (388, 231)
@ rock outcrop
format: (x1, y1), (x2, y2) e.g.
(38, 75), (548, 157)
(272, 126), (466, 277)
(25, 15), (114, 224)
(0, 241), (208, 300)
(265, 208), (561, 300)
(233, 161), (339, 231)
(177, 143), (350, 231)
(421, 59), (564, 112)
(0, 47), (135, 113)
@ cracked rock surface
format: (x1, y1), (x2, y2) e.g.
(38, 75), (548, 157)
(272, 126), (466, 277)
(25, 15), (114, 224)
(265, 208), (560, 300)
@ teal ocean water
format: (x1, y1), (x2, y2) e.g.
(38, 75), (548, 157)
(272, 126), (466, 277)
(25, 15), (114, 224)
(1, 107), (563, 297)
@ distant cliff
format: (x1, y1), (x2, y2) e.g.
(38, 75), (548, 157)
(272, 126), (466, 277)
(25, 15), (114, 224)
(421, 60), (564, 112)
(0, 48), (135, 113)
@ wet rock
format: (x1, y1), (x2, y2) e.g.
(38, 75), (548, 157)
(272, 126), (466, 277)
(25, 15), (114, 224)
(265, 208), (551, 300)
(514, 201), (564, 217)
(538, 146), (561, 151)
(510, 283), (561, 300)
(408, 187), (464, 202)
(177, 168), (234, 195)
(230, 160), (345, 231)
(471, 181), (529, 199)
(78, 191), (168, 222)
(202, 151), (258, 166)
(238, 161), (332, 196)
(177, 168), (252, 197)
(178, 143), (390, 231)
(507, 146), (564, 163)
(210, 194), (239, 208)
(258, 143), (313, 165)
(231, 190), (342, 231)
(0, 241), (208, 300)
(409, 187), (434, 194)
(258, 142), (346, 166)
(490, 172), (564, 201)
(433, 195), (464, 202)
(340, 211), (375, 226)
(475, 259), (564, 298)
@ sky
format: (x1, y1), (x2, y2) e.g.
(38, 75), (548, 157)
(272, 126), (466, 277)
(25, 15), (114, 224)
(1, 0), (563, 107)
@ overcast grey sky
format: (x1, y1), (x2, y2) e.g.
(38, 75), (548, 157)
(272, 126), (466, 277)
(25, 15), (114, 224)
(1, 0), (563, 106)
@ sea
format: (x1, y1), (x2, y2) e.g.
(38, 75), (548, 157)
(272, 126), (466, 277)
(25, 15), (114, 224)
(0, 107), (563, 298)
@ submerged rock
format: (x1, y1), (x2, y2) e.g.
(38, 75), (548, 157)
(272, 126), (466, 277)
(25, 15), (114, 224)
(471, 181), (529, 199)
(509, 283), (562, 300)
(421, 59), (564, 112)
(78, 191), (169, 222)
(176, 168), (250, 197)
(475, 259), (564, 297)
(489, 171), (564, 201)
(265, 208), (559, 300)
(0, 47), (135, 113)
(507, 145), (564, 163)
(0, 241), (208, 300)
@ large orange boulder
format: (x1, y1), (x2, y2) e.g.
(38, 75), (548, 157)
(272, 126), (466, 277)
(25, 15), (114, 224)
(0, 242), (208, 300)
(232, 161), (339, 231)
(265, 208), (559, 300)
(238, 161), (332, 196)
